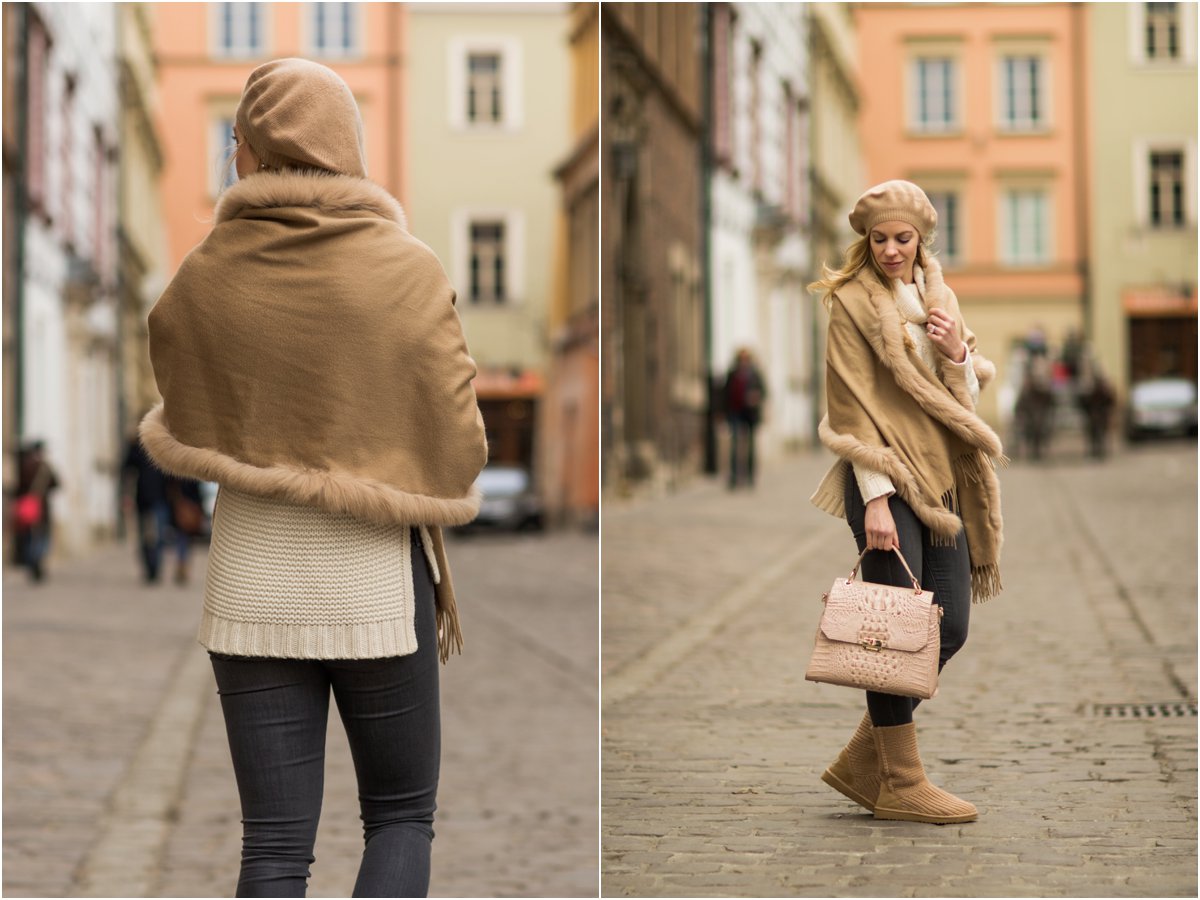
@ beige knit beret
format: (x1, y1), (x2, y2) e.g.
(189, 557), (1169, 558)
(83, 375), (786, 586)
(236, 58), (367, 178)
(848, 180), (937, 237)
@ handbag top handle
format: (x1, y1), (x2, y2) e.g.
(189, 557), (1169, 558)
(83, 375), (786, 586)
(847, 546), (921, 593)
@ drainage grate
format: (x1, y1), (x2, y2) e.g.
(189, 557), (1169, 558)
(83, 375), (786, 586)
(1093, 701), (1197, 719)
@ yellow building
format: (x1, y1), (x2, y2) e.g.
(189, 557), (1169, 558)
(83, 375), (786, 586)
(1088, 2), (1197, 394)
(117, 4), (170, 436)
(808, 2), (864, 438)
(405, 3), (571, 471)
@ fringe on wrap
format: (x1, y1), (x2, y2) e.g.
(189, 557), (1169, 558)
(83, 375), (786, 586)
(436, 596), (463, 664)
(932, 484), (959, 548)
(953, 450), (1005, 604)
(971, 564), (1003, 604)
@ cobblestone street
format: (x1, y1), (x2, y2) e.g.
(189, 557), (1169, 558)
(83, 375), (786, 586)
(602, 439), (1197, 898)
(4, 528), (598, 898)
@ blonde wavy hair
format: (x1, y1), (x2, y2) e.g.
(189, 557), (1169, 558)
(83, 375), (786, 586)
(808, 232), (935, 308)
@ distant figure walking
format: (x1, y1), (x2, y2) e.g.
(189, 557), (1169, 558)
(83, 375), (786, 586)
(14, 441), (59, 583)
(1076, 356), (1116, 459)
(724, 348), (766, 489)
(1015, 353), (1055, 460)
(122, 433), (203, 584)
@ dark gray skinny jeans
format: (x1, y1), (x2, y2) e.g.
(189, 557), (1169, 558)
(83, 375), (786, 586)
(209, 530), (439, 898)
(843, 475), (970, 727)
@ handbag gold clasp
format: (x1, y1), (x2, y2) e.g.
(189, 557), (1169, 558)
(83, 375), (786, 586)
(860, 638), (884, 652)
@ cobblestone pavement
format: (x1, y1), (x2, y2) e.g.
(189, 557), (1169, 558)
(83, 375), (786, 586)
(4, 528), (598, 898)
(602, 438), (1197, 898)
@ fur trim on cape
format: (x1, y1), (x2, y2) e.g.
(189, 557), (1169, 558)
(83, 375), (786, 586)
(846, 257), (1004, 459)
(215, 169), (408, 230)
(140, 404), (482, 528)
(817, 418), (963, 538)
(912, 262), (996, 388)
(812, 256), (1005, 602)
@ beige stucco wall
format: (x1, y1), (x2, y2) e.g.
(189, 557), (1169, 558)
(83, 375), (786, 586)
(405, 4), (570, 374)
(118, 4), (169, 420)
(1088, 2), (1197, 395)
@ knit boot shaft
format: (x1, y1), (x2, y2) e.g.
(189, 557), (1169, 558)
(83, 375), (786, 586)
(821, 712), (881, 811)
(873, 722), (977, 824)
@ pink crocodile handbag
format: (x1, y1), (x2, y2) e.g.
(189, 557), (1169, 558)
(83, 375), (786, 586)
(805, 546), (942, 700)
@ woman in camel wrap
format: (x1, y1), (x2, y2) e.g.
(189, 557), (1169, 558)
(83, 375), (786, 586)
(809, 180), (1005, 825)
(142, 58), (487, 895)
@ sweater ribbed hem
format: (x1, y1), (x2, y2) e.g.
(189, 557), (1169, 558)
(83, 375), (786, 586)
(198, 609), (418, 660)
(810, 461), (849, 520)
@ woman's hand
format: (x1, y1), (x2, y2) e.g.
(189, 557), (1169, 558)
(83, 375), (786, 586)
(864, 496), (898, 551)
(926, 308), (966, 363)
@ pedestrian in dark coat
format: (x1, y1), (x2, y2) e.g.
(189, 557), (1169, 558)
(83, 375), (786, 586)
(15, 441), (59, 582)
(122, 434), (203, 584)
(1015, 354), (1055, 460)
(1076, 356), (1115, 459)
(724, 348), (766, 488)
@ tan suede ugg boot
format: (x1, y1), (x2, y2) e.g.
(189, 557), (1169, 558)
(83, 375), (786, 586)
(872, 722), (977, 824)
(820, 712), (880, 811)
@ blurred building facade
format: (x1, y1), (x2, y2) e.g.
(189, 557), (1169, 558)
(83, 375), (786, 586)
(707, 3), (812, 466)
(3, 4), (22, 558)
(541, 1), (600, 527)
(602, 2), (862, 497)
(5, 3), (123, 558)
(806, 3), (863, 435)
(601, 3), (705, 494)
(405, 2), (571, 476)
(854, 2), (1090, 425)
(153, 3), (409, 271)
(1088, 2), (1197, 393)
(116, 4), (169, 451)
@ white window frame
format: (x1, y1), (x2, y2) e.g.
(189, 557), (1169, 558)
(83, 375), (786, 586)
(907, 53), (961, 134)
(994, 52), (1052, 133)
(447, 36), (523, 132)
(303, 2), (364, 59)
(208, 111), (238, 198)
(924, 186), (965, 267)
(450, 208), (526, 306)
(1133, 138), (1197, 228)
(209, 2), (270, 59)
(1130, 2), (1197, 65)
(998, 184), (1054, 267)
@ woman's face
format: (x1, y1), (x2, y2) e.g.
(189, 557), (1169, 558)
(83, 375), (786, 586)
(233, 125), (259, 179)
(869, 221), (919, 284)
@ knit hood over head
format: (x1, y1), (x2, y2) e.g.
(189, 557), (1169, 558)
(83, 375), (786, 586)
(236, 58), (367, 178)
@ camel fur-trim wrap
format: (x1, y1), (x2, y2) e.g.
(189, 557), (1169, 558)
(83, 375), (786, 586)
(810, 258), (1005, 602)
(142, 170), (488, 661)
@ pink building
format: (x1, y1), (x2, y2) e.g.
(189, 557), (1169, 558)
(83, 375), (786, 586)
(854, 2), (1090, 425)
(154, 3), (409, 270)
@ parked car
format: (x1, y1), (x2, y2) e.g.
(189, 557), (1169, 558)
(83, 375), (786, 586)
(462, 465), (544, 532)
(196, 481), (219, 539)
(1126, 377), (1198, 441)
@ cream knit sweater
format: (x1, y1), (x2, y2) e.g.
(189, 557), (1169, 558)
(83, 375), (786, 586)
(200, 487), (441, 660)
(853, 272), (980, 504)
